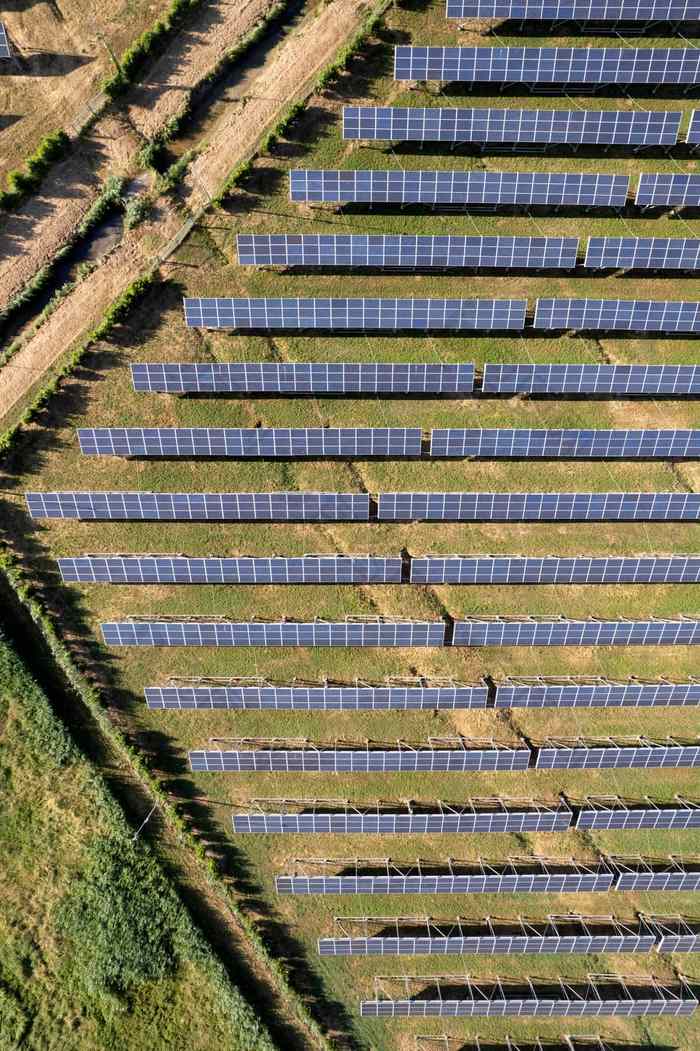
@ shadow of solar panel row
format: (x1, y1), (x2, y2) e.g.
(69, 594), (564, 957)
(378, 492), (700, 521)
(25, 491), (370, 521)
(131, 362), (475, 394)
(290, 170), (630, 207)
(446, 0), (700, 17)
(232, 803), (571, 834)
(101, 621), (447, 647)
(394, 46), (700, 85)
(184, 297), (526, 330)
(430, 429), (700, 458)
(637, 173), (700, 206)
(146, 682), (489, 710)
(483, 364), (700, 394)
(535, 741), (700, 769)
(452, 618), (700, 646)
(576, 799), (700, 829)
(0, 24), (9, 60)
(411, 556), (700, 585)
(585, 237), (700, 269)
(78, 427), (422, 458)
(237, 235), (579, 270)
(58, 556), (403, 585)
(190, 747), (531, 773)
(496, 678), (700, 707)
(343, 107), (682, 146)
(534, 298), (700, 330)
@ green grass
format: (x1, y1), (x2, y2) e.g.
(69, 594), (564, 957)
(3, 0), (700, 1047)
(0, 635), (275, 1051)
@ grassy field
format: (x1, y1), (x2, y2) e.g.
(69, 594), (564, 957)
(0, 634), (275, 1051)
(2, 0), (700, 1046)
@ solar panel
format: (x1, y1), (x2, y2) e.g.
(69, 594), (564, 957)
(482, 363), (700, 395)
(190, 743), (531, 773)
(145, 680), (489, 710)
(575, 797), (700, 829)
(232, 799), (572, 834)
(687, 110), (700, 143)
(0, 23), (9, 59)
(636, 173), (700, 207)
(377, 492), (700, 522)
(131, 362), (475, 394)
(101, 619), (447, 647)
(452, 617), (700, 646)
(446, 0), (700, 18)
(319, 916), (659, 957)
(611, 857), (700, 891)
(361, 975), (697, 1018)
(275, 859), (615, 895)
(648, 916), (700, 953)
(585, 237), (700, 270)
(429, 428), (700, 459)
(289, 170), (629, 208)
(534, 298), (700, 332)
(183, 297), (526, 331)
(25, 491), (369, 521)
(410, 555), (700, 585)
(59, 555), (403, 585)
(78, 427), (422, 458)
(237, 234), (579, 270)
(394, 46), (700, 85)
(496, 677), (700, 708)
(342, 107), (681, 147)
(535, 738), (700, 770)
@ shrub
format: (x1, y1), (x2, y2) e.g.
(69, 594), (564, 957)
(102, 0), (205, 98)
(123, 193), (151, 229)
(0, 130), (71, 210)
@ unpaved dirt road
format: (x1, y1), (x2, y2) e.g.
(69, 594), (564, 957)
(0, 0), (377, 422)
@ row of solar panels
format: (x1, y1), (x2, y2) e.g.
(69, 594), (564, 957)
(188, 740), (700, 772)
(318, 916), (700, 956)
(343, 107), (699, 146)
(130, 362), (700, 395)
(290, 170), (700, 208)
(76, 427), (700, 459)
(358, 983), (696, 1019)
(102, 618), (700, 647)
(237, 234), (700, 271)
(147, 677), (700, 710)
(0, 24), (8, 60)
(276, 857), (700, 895)
(183, 297), (700, 332)
(393, 46), (700, 85)
(25, 491), (700, 522)
(446, 0), (700, 20)
(58, 555), (700, 585)
(232, 797), (700, 833)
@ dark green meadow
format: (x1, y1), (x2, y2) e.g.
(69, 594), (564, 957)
(3, 0), (700, 1046)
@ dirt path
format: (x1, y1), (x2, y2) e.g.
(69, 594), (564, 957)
(0, 0), (379, 425)
(186, 0), (372, 207)
(0, 0), (276, 307)
(125, 0), (273, 139)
